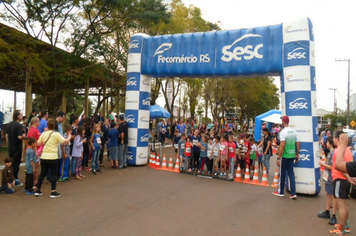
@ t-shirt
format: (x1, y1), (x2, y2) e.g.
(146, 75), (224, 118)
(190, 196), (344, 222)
(161, 124), (167, 133)
(262, 134), (272, 155)
(178, 139), (185, 156)
(118, 121), (128, 144)
(176, 123), (186, 134)
(332, 148), (353, 180)
(26, 147), (36, 174)
(228, 142), (236, 158)
(207, 143), (213, 159)
(212, 143), (219, 157)
(244, 140), (251, 160)
(346, 161), (356, 177)
(220, 141), (228, 155)
(93, 133), (101, 150)
(157, 121), (162, 133)
(38, 131), (65, 160)
(6, 121), (24, 152)
(250, 144), (257, 160)
(185, 142), (192, 157)
(108, 129), (120, 147)
(186, 124), (192, 135)
(200, 142), (208, 158)
(280, 127), (299, 158)
(324, 149), (334, 185)
(72, 135), (84, 157)
(239, 140), (246, 157)
(172, 135), (181, 150)
(191, 135), (201, 152)
(38, 119), (47, 133)
(28, 126), (41, 149)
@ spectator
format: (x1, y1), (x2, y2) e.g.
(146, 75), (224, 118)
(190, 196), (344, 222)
(38, 109), (48, 133)
(0, 157), (16, 194)
(118, 115), (128, 168)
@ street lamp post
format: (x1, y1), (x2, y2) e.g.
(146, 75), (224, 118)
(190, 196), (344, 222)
(328, 88), (337, 114)
(335, 59), (351, 128)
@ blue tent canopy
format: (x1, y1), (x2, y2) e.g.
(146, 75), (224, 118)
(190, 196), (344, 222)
(150, 105), (171, 119)
(254, 110), (282, 141)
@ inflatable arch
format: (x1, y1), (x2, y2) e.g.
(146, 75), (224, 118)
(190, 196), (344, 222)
(125, 18), (319, 195)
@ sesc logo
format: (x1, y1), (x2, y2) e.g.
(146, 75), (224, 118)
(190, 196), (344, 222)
(140, 134), (150, 143)
(299, 149), (311, 161)
(127, 151), (134, 161)
(154, 43), (173, 56)
(221, 34), (263, 62)
(289, 98), (308, 109)
(142, 97), (151, 106)
(127, 77), (138, 86)
(126, 114), (136, 124)
(287, 47), (306, 60)
(129, 39), (139, 49)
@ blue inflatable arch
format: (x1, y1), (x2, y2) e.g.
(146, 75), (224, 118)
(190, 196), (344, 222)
(125, 18), (319, 195)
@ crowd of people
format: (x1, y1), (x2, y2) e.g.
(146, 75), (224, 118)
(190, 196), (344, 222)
(0, 109), (129, 198)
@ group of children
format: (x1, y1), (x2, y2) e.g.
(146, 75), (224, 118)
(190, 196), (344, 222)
(172, 129), (265, 180)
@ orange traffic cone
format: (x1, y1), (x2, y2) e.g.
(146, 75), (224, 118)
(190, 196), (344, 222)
(234, 164), (242, 182)
(155, 154), (161, 170)
(173, 156), (180, 173)
(151, 152), (156, 169)
(272, 168), (279, 188)
(161, 154), (168, 171)
(149, 152), (153, 168)
(260, 167), (269, 187)
(243, 165), (251, 184)
(167, 155), (174, 172)
(251, 166), (260, 185)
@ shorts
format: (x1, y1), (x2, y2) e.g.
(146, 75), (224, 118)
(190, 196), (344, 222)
(179, 154), (184, 158)
(258, 156), (263, 162)
(239, 158), (246, 170)
(249, 159), (255, 166)
(213, 156), (219, 167)
(333, 179), (351, 199)
(325, 183), (334, 196)
(109, 146), (119, 161)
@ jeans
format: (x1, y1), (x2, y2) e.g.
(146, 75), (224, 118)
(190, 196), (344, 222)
(119, 144), (128, 166)
(36, 159), (58, 191)
(71, 156), (76, 175)
(198, 157), (205, 171)
(0, 184), (15, 194)
(205, 157), (213, 173)
(92, 149), (100, 171)
(25, 173), (34, 192)
(263, 154), (271, 174)
(279, 157), (296, 195)
(192, 150), (200, 169)
(9, 149), (22, 180)
(60, 158), (70, 179)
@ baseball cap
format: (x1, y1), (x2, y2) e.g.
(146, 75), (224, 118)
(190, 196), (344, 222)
(282, 116), (289, 124)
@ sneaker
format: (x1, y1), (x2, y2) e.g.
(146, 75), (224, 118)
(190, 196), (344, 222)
(92, 170), (96, 175)
(50, 192), (61, 198)
(197, 170), (201, 174)
(34, 190), (43, 196)
(272, 191), (284, 197)
(188, 168), (192, 173)
(26, 191), (35, 195)
(220, 173), (223, 176)
(15, 182), (23, 187)
(59, 178), (65, 182)
(214, 172), (218, 176)
(96, 169), (102, 173)
(318, 210), (330, 219)
(329, 217), (337, 225)
(330, 227), (345, 235)
(335, 224), (350, 233)
(289, 195), (297, 199)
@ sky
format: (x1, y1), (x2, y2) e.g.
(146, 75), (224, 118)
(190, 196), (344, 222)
(1, 0), (355, 114)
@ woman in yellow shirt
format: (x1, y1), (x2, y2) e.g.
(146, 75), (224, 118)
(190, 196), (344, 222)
(34, 118), (71, 198)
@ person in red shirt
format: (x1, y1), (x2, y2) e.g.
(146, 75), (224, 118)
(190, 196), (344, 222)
(185, 136), (193, 172)
(329, 131), (353, 235)
(227, 135), (236, 179)
(27, 117), (41, 185)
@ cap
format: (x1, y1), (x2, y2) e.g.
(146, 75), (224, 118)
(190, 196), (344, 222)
(282, 115), (289, 124)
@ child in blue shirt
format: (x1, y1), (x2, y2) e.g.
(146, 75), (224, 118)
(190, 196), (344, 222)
(198, 135), (208, 174)
(108, 121), (120, 169)
(172, 129), (181, 154)
(25, 137), (37, 194)
(177, 133), (186, 171)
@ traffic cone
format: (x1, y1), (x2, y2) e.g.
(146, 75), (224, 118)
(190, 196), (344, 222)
(161, 154), (168, 171)
(168, 155), (174, 172)
(151, 152), (156, 169)
(272, 168), (279, 188)
(251, 166), (260, 185)
(173, 156), (180, 173)
(234, 164), (242, 182)
(149, 152), (153, 168)
(260, 167), (269, 187)
(243, 165), (251, 184)
(155, 154), (161, 170)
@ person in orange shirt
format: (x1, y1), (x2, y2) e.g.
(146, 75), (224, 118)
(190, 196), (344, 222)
(329, 131), (353, 235)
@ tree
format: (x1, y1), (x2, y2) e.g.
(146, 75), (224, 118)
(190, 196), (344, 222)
(183, 78), (202, 119)
(160, 78), (182, 123)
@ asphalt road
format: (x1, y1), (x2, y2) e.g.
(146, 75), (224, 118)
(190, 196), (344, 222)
(1, 147), (355, 236)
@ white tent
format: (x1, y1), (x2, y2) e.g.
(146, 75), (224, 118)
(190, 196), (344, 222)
(261, 113), (282, 124)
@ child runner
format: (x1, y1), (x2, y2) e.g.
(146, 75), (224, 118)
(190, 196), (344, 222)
(318, 135), (337, 225)
(90, 124), (102, 175)
(185, 136), (193, 172)
(177, 133), (186, 171)
(238, 134), (246, 178)
(206, 137), (214, 175)
(72, 126), (87, 180)
(198, 135), (208, 174)
(172, 129), (181, 155)
(249, 138), (257, 179)
(213, 136), (220, 176)
(243, 134), (251, 177)
(0, 157), (15, 194)
(219, 135), (228, 177)
(108, 121), (120, 169)
(25, 137), (36, 194)
(59, 125), (72, 182)
(228, 135), (236, 179)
